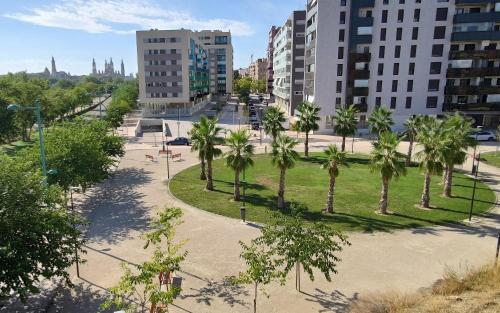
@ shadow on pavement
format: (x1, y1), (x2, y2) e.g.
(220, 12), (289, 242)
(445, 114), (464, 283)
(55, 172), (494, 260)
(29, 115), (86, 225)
(180, 278), (250, 309)
(301, 289), (359, 313)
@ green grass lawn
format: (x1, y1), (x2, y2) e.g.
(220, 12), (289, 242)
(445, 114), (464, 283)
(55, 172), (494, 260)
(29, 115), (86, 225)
(170, 153), (496, 232)
(0, 141), (34, 157)
(481, 151), (500, 168)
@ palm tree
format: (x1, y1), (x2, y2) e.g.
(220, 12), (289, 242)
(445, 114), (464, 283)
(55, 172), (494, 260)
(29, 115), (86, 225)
(370, 132), (407, 214)
(368, 106), (394, 137)
(333, 105), (358, 152)
(295, 102), (320, 157)
(263, 106), (285, 143)
(271, 134), (299, 209)
(321, 145), (348, 213)
(196, 116), (224, 191)
(189, 122), (206, 180)
(415, 117), (445, 208)
(403, 115), (421, 166)
(225, 130), (255, 201)
(440, 113), (474, 197)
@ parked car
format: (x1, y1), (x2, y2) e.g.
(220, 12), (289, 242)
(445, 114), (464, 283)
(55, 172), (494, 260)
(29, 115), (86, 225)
(167, 137), (190, 145)
(251, 123), (260, 130)
(469, 131), (496, 141)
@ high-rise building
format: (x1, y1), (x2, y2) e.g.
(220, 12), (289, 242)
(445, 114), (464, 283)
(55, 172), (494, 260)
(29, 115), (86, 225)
(249, 58), (268, 81)
(195, 30), (234, 94)
(267, 26), (279, 95)
(273, 10), (306, 117)
(305, 0), (500, 131)
(136, 29), (212, 117)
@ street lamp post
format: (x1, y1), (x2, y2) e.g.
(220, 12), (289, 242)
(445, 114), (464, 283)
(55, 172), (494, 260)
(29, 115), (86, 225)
(177, 106), (181, 138)
(69, 186), (81, 278)
(240, 168), (246, 223)
(469, 153), (481, 222)
(8, 101), (48, 179)
(471, 126), (482, 174)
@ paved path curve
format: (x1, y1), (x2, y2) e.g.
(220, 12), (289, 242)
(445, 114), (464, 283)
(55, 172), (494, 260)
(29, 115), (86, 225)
(49, 137), (500, 313)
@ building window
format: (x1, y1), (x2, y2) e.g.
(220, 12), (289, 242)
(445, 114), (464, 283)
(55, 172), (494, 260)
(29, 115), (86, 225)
(436, 8), (448, 21)
(336, 81), (342, 93)
(430, 62), (442, 74)
(339, 29), (345, 42)
(340, 12), (346, 24)
(409, 62), (415, 75)
(376, 97), (382, 107)
(405, 97), (412, 108)
(378, 63), (384, 75)
(379, 46), (385, 58)
(392, 80), (398, 92)
(383, 0), (389, 4)
(338, 47), (344, 59)
(398, 9), (404, 22)
(382, 10), (388, 23)
(337, 64), (343, 76)
(393, 63), (399, 75)
(407, 80), (413, 92)
(390, 97), (397, 109)
(399, 0), (405, 3)
(426, 96), (438, 108)
(428, 79), (440, 91)
(380, 28), (386, 41)
(377, 80), (383, 92)
(341, 0), (346, 6)
(410, 45), (417, 58)
(394, 45), (401, 58)
(396, 28), (402, 40)
(412, 27), (418, 40)
(434, 26), (446, 39)
(414, 8), (420, 22)
(336, 97), (342, 106)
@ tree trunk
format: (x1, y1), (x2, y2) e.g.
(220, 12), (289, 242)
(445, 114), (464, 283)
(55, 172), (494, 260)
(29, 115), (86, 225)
(421, 172), (431, 208)
(277, 167), (286, 209)
(325, 171), (336, 213)
(406, 139), (413, 167)
(200, 158), (207, 180)
(206, 158), (214, 191)
(341, 136), (346, 152)
(234, 169), (241, 201)
(295, 262), (301, 292)
(254, 282), (257, 313)
(443, 165), (453, 197)
(304, 131), (309, 157)
(379, 176), (389, 214)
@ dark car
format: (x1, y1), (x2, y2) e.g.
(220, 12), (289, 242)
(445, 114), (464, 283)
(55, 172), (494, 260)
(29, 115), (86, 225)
(251, 123), (260, 130)
(167, 137), (190, 145)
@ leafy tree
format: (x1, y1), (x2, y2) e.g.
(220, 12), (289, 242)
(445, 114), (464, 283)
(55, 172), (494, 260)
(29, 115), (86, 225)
(225, 130), (255, 201)
(252, 79), (267, 94)
(263, 106), (285, 144)
(295, 102), (320, 157)
(229, 241), (283, 313)
(333, 105), (358, 152)
(440, 113), (474, 197)
(403, 115), (422, 167)
(105, 99), (131, 129)
(102, 207), (187, 313)
(195, 116), (224, 190)
(257, 213), (350, 292)
(234, 77), (253, 104)
(0, 155), (85, 302)
(370, 132), (407, 214)
(415, 117), (445, 208)
(368, 106), (394, 137)
(271, 134), (299, 209)
(322, 145), (348, 213)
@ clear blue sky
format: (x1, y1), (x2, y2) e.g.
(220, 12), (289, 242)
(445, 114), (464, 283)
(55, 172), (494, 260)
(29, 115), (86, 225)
(0, 0), (305, 75)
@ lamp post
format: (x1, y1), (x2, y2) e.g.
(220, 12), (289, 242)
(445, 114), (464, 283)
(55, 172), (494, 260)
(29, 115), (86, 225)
(69, 186), (82, 278)
(8, 101), (48, 180)
(165, 133), (170, 179)
(471, 126), (482, 174)
(177, 106), (181, 138)
(240, 167), (246, 223)
(469, 153), (481, 222)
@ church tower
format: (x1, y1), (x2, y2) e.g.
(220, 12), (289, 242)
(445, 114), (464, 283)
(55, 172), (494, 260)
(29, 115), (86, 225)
(92, 58), (97, 75)
(51, 56), (57, 75)
(121, 59), (125, 77)
(109, 57), (114, 73)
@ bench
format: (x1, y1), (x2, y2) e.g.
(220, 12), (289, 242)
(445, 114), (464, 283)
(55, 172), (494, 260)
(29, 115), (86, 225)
(145, 154), (155, 162)
(171, 153), (182, 161)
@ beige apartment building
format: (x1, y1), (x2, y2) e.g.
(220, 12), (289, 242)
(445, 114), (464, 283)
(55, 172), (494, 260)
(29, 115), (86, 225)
(249, 58), (268, 81)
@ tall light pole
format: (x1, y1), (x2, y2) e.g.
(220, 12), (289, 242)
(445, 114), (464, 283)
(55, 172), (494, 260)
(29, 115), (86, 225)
(469, 153), (481, 222)
(69, 186), (81, 278)
(471, 126), (482, 174)
(177, 106), (181, 138)
(8, 101), (48, 180)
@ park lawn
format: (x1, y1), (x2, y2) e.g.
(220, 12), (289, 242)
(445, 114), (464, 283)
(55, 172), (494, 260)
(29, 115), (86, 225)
(170, 153), (496, 233)
(481, 151), (500, 168)
(0, 140), (34, 157)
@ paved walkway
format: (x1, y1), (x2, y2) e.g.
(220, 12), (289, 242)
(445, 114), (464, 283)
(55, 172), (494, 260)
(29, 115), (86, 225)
(47, 137), (500, 313)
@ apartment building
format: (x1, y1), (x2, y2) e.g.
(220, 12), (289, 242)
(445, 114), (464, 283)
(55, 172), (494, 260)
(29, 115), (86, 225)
(136, 29), (233, 117)
(304, 0), (500, 131)
(195, 30), (234, 94)
(273, 10), (306, 117)
(249, 58), (268, 81)
(267, 26), (279, 95)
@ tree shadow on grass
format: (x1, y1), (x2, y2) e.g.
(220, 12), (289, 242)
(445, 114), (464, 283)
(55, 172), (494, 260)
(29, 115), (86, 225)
(301, 155), (371, 166)
(213, 179), (268, 192)
(301, 289), (359, 313)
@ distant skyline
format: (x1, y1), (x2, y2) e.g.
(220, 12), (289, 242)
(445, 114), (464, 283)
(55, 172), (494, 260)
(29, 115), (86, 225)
(0, 0), (305, 75)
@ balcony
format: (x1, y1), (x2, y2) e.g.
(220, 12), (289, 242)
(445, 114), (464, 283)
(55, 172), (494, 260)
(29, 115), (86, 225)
(355, 0), (375, 8)
(353, 103), (368, 112)
(456, 0), (497, 4)
(447, 67), (500, 78)
(443, 102), (500, 112)
(353, 87), (369, 96)
(350, 69), (370, 80)
(449, 49), (500, 60)
(357, 16), (374, 27)
(350, 52), (371, 63)
(454, 12), (500, 24)
(452, 31), (500, 42)
(445, 85), (500, 95)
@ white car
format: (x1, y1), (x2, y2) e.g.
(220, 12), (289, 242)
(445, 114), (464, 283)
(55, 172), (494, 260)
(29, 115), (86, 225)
(469, 131), (496, 141)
